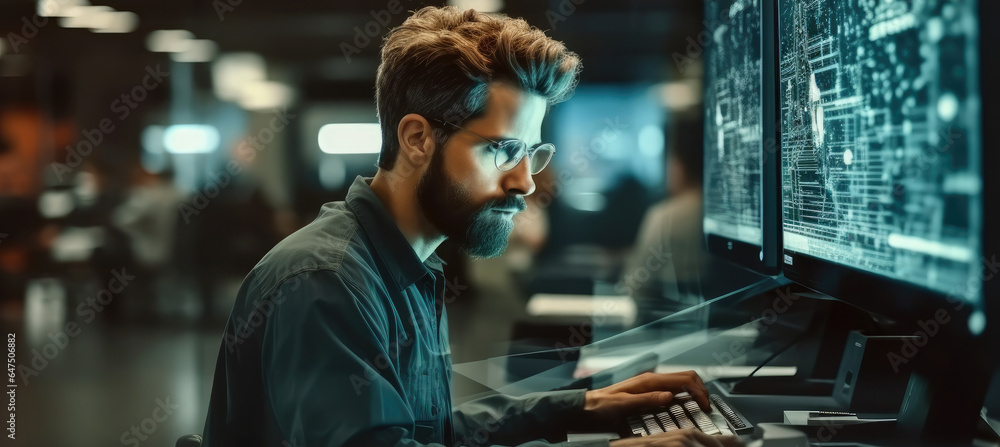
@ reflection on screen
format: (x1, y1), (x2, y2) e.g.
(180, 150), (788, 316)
(703, 0), (765, 247)
(779, 0), (982, 301)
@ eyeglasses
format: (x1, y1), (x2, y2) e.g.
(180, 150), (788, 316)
(431, 118), (555, 175)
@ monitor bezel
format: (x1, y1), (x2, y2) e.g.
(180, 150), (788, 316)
(702, 0), (782, 276)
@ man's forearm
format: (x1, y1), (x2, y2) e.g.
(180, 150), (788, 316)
(452, 389), (604, 445)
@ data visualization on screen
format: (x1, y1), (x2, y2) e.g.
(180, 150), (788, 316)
(703, 0), (765, 250)
(779, 0), (982, 301)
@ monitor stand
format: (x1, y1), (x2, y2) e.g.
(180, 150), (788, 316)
(722, 291), (876, 397)
(895, 328), (994, 444)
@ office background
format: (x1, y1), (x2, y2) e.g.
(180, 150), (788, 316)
(0, 1), (731, 446)
(1, 0), (997, 445)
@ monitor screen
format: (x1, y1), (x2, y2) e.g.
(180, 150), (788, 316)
(779, 0), (982, 304)
(703, 0), (779, 273)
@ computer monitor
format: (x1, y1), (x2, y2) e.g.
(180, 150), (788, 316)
(778, 0), (985, 336)
(703, 0), (782, 275)
(777, 0), (995, 439)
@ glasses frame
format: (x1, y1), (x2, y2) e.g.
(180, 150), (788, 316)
(430, 118), (555, 175)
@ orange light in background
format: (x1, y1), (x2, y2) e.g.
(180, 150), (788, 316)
(0, 108), (75, 197)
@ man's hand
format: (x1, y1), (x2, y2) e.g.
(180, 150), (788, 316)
(610, 429), (743, 447)
(583, 371), (711, 421)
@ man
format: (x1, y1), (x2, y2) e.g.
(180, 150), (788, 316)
(202, 6), (742, 447)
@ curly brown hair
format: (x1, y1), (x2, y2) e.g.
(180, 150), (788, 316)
(375, 6), (581, 170)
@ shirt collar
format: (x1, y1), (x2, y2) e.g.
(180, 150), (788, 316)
(345, 176), (445, 290)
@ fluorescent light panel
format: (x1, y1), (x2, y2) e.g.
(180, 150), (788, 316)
(163, 125), (220, 154)
(318, 123), (381, 154)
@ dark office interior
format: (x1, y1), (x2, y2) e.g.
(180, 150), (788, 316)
(0, 0), (997, 446)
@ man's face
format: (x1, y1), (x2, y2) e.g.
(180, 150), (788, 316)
(417, 83), (544, 258)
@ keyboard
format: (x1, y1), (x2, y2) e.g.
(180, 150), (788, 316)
(622, 393), (753, 438)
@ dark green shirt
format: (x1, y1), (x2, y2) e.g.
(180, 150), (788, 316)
(202, 176), (606, 447)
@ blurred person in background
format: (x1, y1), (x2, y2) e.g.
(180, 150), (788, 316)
(202, 6), (741, 447)
(63, 159), (135, 324)
(186, 136), (300, 323)
(111, 158), (181, 320)
(620, 112), (712, 329)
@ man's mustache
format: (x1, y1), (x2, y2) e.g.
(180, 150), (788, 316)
(481, 196), (527, 214)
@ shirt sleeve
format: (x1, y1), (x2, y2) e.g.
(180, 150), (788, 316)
(452, 390), (611, 446)
(261, 270), (609, 447)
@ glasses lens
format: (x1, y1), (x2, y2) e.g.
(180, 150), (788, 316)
(528, 144), (555, 174)
(495, 140), (527, 171)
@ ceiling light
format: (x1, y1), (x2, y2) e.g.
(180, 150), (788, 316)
(212, 53), (266, 102)
(163, 125), (221, 154)
(170, 39), (217, 63)
(318, 124), (382, 154)
(91, 11), (138, 33)
(237, 80), (294, 111)
(146, 29), (195, 53)
(37, 0), (89, 18)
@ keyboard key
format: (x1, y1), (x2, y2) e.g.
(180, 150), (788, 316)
(642, 414), (664, 434)
(629, 418), (647, 436)
(670, 404), (696, 429)
(655, 411), (679, 431)
(626, 394), (751, 438)
(710, 395), (749, 430)
(683, 401), (722, 435)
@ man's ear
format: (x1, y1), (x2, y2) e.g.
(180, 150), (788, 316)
(396, 113), (436, 167)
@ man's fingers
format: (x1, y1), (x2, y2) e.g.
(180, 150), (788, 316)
(693, 371), (707, 392)
(684, 383), (712, 412)
(613, 371), (713, 411)
(653, 428), (728, 447)
(715, 435), (744, 447)
(686, 429), (728, 447)
(677, 371), (711, 411)
(643, 391), (672, 408)
(628, 429), (745, 447)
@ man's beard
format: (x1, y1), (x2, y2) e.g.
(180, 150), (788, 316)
(417, 148), (527, 258)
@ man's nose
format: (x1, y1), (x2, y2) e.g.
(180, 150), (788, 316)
(501, 155), (536, 196)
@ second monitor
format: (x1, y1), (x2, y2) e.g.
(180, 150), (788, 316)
(703, 0), (782, 275)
